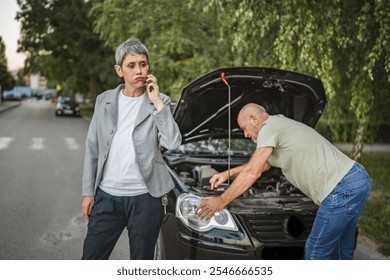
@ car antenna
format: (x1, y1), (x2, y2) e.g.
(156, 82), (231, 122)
(221, 72), (231, 186)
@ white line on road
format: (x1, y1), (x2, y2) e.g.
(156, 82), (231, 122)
(29, 137), (46, 150)
(64, 137), (80, 150)
(0, 137), (14, 150)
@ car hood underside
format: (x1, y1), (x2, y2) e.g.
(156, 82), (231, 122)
(174, 67), (327, 143)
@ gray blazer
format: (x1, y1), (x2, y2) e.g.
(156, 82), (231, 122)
(82, 84), (182, 198)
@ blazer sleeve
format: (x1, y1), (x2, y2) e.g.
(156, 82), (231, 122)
(152, 95), (182, 150)
(82, 97), (100, 196)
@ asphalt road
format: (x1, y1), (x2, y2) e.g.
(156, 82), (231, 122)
(0, 99), (127, 259)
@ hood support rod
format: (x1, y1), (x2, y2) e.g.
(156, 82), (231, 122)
(221, 72), (231, 186)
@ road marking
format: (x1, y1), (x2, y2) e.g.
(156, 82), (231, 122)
(0, 137), (14, 150)
(64, 137), (80, 150)
(0, 137), (82, 150)
(29, 137), (45, 150)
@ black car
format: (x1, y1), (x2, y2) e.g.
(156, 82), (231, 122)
(156, 67), (328, 260)
(55, 95), (80, 116)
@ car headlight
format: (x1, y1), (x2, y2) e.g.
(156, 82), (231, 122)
(176, 193), (238, 232)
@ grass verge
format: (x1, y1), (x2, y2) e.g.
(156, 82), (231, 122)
(359, 152), (390, 256)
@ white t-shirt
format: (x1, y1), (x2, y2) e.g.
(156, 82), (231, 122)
(256, 115), (354, 205)
(99, 91), (148, 196)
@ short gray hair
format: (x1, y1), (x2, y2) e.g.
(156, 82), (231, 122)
(115, 38), (149, 66)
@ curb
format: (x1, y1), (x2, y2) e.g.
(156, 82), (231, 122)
(354, 243), (389, 260)
(335, 143), (390, 152)
(0, 101), (21, 114)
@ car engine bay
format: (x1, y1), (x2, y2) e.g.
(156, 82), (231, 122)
(175, 163), (309, 201)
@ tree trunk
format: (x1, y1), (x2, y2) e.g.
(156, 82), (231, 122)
(351, 121), (365, 162)
(234, 46), (244, 66)
(89, 75), (98, 103)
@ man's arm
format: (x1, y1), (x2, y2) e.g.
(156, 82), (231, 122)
(197, 146), (273, 220)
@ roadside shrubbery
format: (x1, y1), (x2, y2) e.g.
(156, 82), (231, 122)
(359, 152), (390, 256)
(79, 103), (94, 119)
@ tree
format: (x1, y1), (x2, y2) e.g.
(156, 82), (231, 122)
(16, 0), (118, 102)
(90, 0), (235, 99)
(205, 0), (390, 161)
(0, 37), (16, 101)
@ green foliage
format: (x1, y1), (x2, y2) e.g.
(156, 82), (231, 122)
(0, 37), (8, 66)
(0, 64), (16, 92)
(16, 0), (118, 100)
(0, 37), (16, 92)
(90, 0), (235, 99)
(359, 152), (390, 256)
(205, 0), (390, 157)
(15, 0), (390, 144)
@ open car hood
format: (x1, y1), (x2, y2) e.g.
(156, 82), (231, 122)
(174, 67), (327, 143)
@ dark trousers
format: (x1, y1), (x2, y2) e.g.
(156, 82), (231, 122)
(82, 188), (163, 260)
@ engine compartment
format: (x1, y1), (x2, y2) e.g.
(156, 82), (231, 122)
(175, 163), (306, 199)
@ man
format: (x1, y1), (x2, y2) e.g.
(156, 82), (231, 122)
(196, 103), (371, 259)
(81, 38), (181, 259)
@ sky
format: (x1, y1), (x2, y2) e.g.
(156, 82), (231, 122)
(0, 0), (26, 71)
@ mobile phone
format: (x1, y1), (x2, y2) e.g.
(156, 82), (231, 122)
(145, 67), (153, 92)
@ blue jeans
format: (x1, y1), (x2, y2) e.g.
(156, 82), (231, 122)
(304, 162), (371, 260)
(82, 188), (164, 260)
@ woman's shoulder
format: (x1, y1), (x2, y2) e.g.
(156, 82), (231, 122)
(97, 85), (122, 101)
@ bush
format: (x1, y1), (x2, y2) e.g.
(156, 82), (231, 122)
(79, 103), (94, 119)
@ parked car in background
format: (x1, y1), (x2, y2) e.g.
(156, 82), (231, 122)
(156, 67), (328, 260)
(3, 86), (32, 100)
(55, 95), (80, 116)
(44, 88), (57, 100)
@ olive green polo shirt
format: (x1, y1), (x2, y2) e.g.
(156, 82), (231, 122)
(256, 115), (354, 205)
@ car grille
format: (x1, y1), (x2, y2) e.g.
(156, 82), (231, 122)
(241, 212), (316, 243)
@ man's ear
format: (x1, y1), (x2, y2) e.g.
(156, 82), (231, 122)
(114, 65), (123, 78)
(249, 115), (259, 125)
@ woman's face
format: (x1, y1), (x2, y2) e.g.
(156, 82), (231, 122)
(114, 53), (149, 89)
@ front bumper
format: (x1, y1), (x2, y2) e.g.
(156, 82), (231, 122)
(160, 214), (306, 260)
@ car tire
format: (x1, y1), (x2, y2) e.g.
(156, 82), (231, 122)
(55, 110), (62, 116)
(154, 230), (166, 260)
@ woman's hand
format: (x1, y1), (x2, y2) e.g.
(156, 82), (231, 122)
(146, 74), (164, 111)
(82, 196), (95, 220)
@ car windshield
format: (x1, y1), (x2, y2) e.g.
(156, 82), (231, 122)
(59, 97), (75, 104)
(173, 138), (256, 156)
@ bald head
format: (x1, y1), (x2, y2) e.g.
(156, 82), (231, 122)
(238, 104), (267, 120)
(237, 103), (269, 142)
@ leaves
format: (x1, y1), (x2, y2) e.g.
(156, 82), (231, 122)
(15, 0), (389, 148)
(16, 0), (118, 100)
(0, 37), (16, 91)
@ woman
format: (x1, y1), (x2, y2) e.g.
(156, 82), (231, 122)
(81, 38), (181, 259)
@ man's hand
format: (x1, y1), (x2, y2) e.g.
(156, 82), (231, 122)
(196, 196), (226, 220)
(82, 196), (95, 220)
(209, 171), (229, 189)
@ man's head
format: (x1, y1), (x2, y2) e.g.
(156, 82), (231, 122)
(115, 38), (149, 67)
(237, 103), (269, 142)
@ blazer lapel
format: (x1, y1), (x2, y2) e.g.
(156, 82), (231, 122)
(134, 93), (154, 127)
(104, 88), (120, 128)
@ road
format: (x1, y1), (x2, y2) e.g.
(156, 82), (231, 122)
(0, 99), (127, 259)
